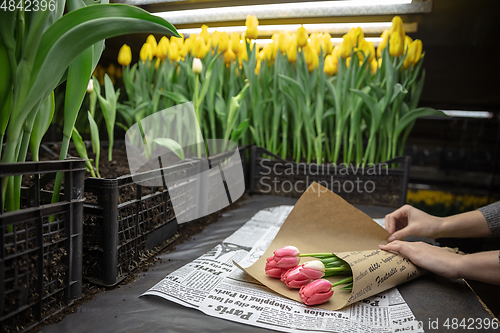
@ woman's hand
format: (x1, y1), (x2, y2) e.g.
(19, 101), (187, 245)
(384, 205), (445, 241)
(379, 241), (460, 279)
(385, 205), (491, 241)
(379, 241), (500, 285)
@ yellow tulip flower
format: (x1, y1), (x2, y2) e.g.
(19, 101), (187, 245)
(211, 31), (221, 48)
(238, 42), (248, 67)
(322, 33), (333, 55)
(324, 54), (337, 76)
(107, 63), (116, 76)
(378, 57), (382, 68)
(356, 39), (375, 63)
(117, 44), (132, 66)
(389, 16), (405, 42)
(340, 32), (355, 59)
(297, 25), (308, 47)
(200, 24), (210, 43)
(140, 43), (154, 62)
(157, 36), (169, 60)
(255, 59), (261, 75)
(377, 30), (389, 58)
(287, 40), (297, 62)
(146, 34), (158, 57)
(218, 32), (229, 52)
(370, 58), (378, 74)
(389, 32), (404, 57)
(224, 47), (236, 65)
(230, 32), (241, 54)
(193, 36), (208, 59)
(245, 15), (259, 40)
(404, 39), (423, 69)
(404, 35), (413, 53)
(115, 66), (122, 79)
(309, 33), (322, 55)
(303, 44), (314, 65)
(168, 42), (179, 62)
(331, 44), (341, 61)
(263, 43), (273, 63)
(171, 33), (184, 48)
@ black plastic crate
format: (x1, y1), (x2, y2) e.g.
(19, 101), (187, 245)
(0, 159), (85, 333)
(82, 145), (249, 287)
(249, 146), (410, 208)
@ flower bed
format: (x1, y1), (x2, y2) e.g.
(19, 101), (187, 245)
(249, 146), (410, 207)
(0, 159), (85, 332)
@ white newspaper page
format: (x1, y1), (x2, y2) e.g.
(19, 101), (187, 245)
(143, 206), (424, 333)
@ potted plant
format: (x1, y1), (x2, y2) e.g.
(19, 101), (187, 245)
(0, 1), (178, 330)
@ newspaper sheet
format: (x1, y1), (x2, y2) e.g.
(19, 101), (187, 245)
(143, 206), (424, 333)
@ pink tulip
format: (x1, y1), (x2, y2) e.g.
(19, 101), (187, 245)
(281, 266), (311, 288)
(281, 261), (326, 289)
(273, 246), (300, 269)
(265, 256), (287, 278)
(299, 279), (334, 306)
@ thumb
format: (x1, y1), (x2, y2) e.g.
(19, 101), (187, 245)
(388, 227), (413, 242)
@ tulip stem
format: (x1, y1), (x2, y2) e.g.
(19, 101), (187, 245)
(331, 276), (353, 288)
(299, 253), (336, 258)
(325, 266), (351, 272)
(340, 283), (353, 291)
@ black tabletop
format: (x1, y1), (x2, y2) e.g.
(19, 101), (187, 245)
(40, 195), (497, 333)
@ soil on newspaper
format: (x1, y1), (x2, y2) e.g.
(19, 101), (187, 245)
(22, 144), (234, 332)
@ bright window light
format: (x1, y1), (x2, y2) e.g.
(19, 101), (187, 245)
(439, 110), (493, 119)
(177, 22), (417, 38)
(153, 0), (420, 24)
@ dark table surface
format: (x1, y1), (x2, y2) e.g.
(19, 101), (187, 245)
(40, 195), (498, 333)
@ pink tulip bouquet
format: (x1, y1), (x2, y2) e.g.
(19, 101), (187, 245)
(265, 246), (353, 306)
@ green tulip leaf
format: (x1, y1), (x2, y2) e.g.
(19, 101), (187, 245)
(153, 138), (185, 160)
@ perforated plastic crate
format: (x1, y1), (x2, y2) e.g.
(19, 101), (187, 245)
(0, 159), (85, 333)
(249, 146), (410, 208)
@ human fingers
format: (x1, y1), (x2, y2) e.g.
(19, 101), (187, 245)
(385, 205), (412, 235)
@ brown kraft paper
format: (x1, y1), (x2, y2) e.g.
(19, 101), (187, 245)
(241, 182), (424, 310)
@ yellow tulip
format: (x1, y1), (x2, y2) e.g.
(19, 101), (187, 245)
(115, 66), (122, 79)
(287, 40), (297, 62)
(238, 42), (248, 67)
(370, 58), (378, 74)
(331, 44), (341, 61)
(168, 42), (179, 62)
(157, 36), (169, 60)
(389, 32), (404, 57)
(255, 59), (261, 75)
(303, 44), (314, 65)
(218, 32), (229, 52)
(389, 16), (405, 42)
(377, 30), (389, 58)
(309, 33), (322, 55)
(107, 63), (116, 76)
(378, 57), (382, 68)
(245, 15), (259, 40)
(404, 39), (423, 69)
(211, 31), (221, 48)
(230, 32), (241, 54)
(340, 32), (355, 59)
(146, 34), (158, 57)
(278, 31), (291, 54)
(324, 54), (337, 76)
(117, 44), (132, 66)
(263, 43), (273, 63)
(140, 43), (154, 62)
(297, 25), (308, 47)
(193, 36), (208, 59)
(356, 39), (375, 63)
(200, 24), (210, 43)
(171, 33), (184, 48)
(224, 47), (236, 65)
(183, 38), (193, 56)
(308, 53), (318, 72)
(404, 35), (413, 53)
(322, 33), (333, 55)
